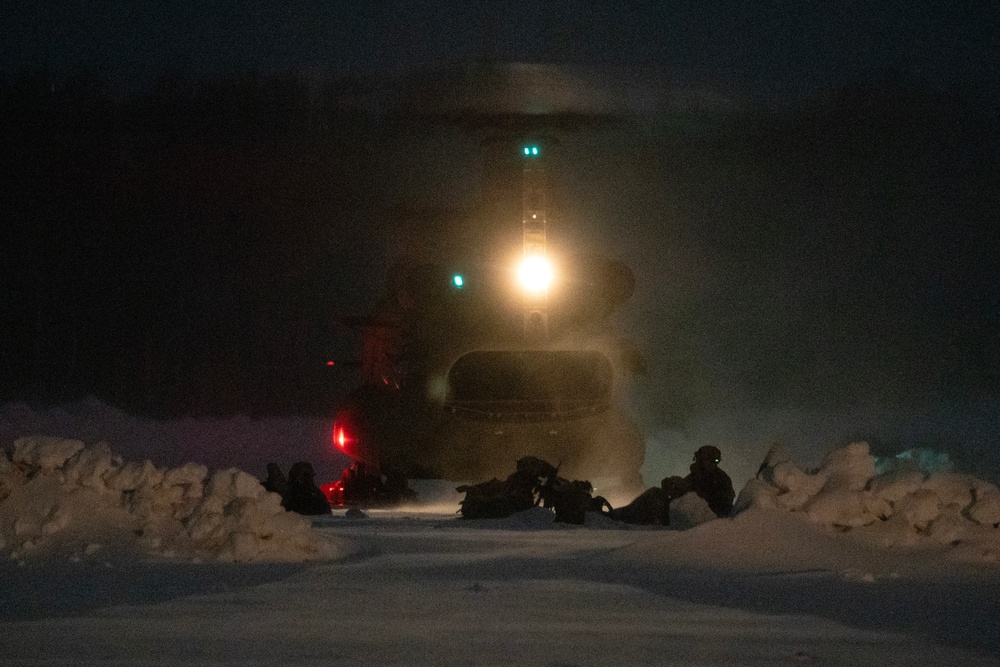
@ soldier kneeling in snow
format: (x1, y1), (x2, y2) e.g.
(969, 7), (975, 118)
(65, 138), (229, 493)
(612, 476), (689, 526)
(685, 445), (735, 518)
(261, 462), (288, 497)
(282, 461), (332, 515)
(547, 478), (597, 525)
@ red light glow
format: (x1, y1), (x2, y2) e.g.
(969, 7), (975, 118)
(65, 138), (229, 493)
(326, 360), (335, 366)
(334, 425), (348, 451)
(321, 480), (345, 506)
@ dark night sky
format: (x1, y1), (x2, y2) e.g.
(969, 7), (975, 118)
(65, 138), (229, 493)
(4, 2), (997, 100)
(2, 2), (999, 478)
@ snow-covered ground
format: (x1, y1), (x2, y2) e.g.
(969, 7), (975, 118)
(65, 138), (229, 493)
(2, 401), (1000, 664)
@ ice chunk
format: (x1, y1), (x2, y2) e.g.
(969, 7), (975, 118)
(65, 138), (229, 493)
(733, 478), (779, 513)
(869, 471), (924, 504)
(107, 460), (164, 492)
(12, 436), (85, 471)
(893, 489), (942, 530)
(257, 490), (286, 517)
(163, 462), (208, 492)
(927, 505), (969, 544)
(185, 503), (226, 545)
(205, 468), (265, 503)
(40, 504), (72, 535)
(0, 455), (30, 503)
(63, 442), (119, 491)
(921, 474), (978, 511)
(804, 490), (880, 528)
(819, 442), (875, 493)
(766, 463), (826, 511)
(861, 492), (892, 520)
(128, 484), (185, 520)
(770, 462), (826, 494)
(160, 463), (208, 520)
(968, 488), (1000, 526)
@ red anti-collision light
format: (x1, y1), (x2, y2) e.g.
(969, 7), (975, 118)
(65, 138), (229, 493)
(333, 425), (348, 451)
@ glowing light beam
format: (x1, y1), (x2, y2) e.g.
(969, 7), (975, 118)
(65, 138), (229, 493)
(517, 255), (554, 293)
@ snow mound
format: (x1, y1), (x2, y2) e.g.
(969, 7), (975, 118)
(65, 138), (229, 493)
(737, 441), (1000, 563)
(668, 492), (718, 530)
(0, 436), (341, 563)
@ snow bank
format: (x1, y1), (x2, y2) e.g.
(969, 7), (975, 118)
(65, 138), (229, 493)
(737, 441), (1000, 563)
(668, 492), (718, 530)
(0, 436), (341, 563)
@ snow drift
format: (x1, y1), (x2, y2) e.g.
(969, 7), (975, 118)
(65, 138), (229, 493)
(0, 436), (340, 563)
(736, 441), (1000, 563)
(3, 424), (999, 572)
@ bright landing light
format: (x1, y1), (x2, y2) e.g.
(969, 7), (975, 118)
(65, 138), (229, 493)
(517, 255), (554, 293)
